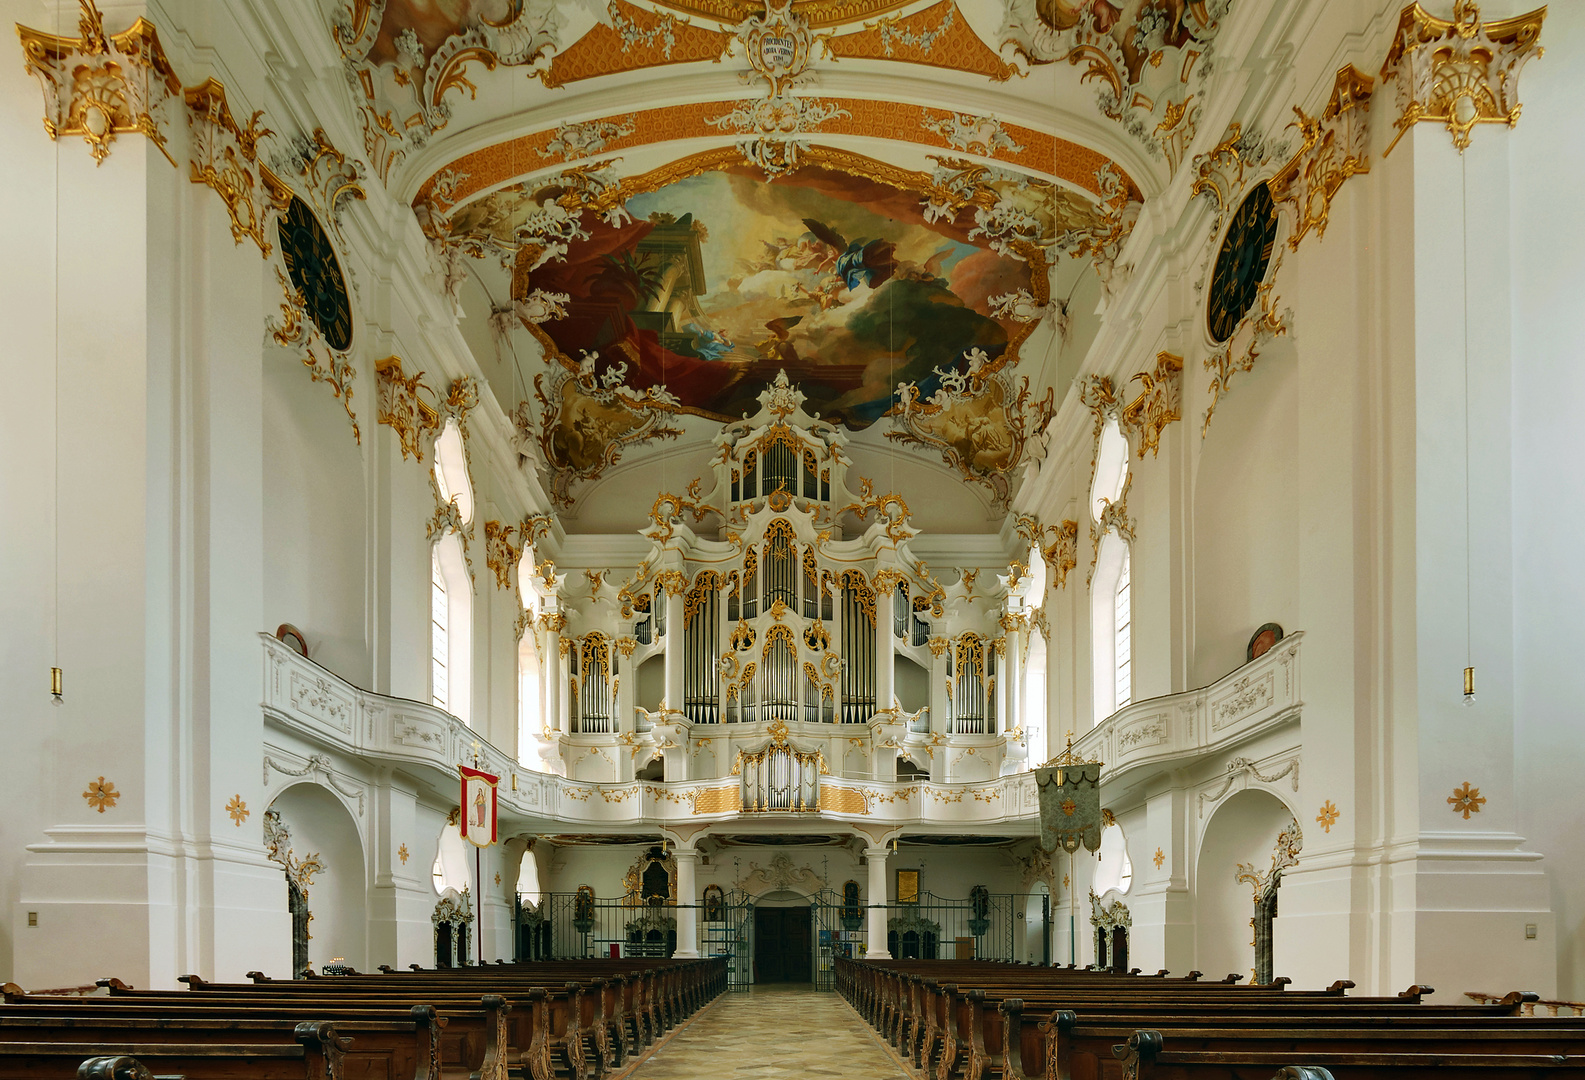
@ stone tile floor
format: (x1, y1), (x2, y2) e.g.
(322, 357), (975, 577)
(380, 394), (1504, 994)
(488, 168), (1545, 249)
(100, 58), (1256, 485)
(625, 985), (912, 1079)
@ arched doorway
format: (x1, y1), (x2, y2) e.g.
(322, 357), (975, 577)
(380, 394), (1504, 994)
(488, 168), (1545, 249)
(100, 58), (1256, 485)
(265, 782), (367, 976)
(1195, 787), (1295, 982)
(751, 889), (812, 983)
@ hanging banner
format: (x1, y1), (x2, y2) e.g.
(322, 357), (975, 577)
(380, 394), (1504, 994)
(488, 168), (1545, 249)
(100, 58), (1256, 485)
(459, 765), (499, 847)
(1035, 761), (1104, 854)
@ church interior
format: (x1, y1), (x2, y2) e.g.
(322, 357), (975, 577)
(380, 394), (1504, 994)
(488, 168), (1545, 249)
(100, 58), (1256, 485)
(3, 0), (1585, 1073)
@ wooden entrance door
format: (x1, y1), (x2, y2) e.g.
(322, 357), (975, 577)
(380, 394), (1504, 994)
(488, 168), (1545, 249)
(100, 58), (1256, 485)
(753, 906), (812, 983)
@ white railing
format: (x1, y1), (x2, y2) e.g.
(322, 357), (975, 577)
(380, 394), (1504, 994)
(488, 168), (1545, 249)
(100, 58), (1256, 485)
(1071, 631), (1304, 785)
(261, 630), (1303, 829)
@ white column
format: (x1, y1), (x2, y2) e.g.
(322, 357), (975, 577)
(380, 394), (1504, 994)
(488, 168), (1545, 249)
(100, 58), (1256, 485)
(673, 849), (700, 958)
(865, 848), (892, 959)
(875, 583), (895, 717)
(929, 642), (949, 735)
(663, 587), (684, 715)
(1004, 625), (1023, 738)
(544, 619), (563, 733)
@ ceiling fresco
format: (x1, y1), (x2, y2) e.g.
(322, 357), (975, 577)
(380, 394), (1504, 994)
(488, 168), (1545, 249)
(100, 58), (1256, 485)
(510, 166), (1034, 429)
(324, 0), (1224, 520)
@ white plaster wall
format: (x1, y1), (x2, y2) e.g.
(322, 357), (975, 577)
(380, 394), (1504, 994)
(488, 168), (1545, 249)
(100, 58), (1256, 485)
(1508, 0), (1585, 1001)
(1191, 351), (1300, 688)
(263, 348), (371, 686)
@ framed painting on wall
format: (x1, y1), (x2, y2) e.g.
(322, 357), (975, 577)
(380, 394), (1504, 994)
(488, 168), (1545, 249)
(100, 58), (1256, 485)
(897, 869), (920, 904)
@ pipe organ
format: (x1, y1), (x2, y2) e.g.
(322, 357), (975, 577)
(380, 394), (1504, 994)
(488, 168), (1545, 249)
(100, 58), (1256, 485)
(524, 374), (1044, 787)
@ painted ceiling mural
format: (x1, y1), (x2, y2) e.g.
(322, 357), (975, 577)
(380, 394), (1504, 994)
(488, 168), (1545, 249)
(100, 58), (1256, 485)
(518, 166), (1032, 428)
(328, 0), (1198, 513)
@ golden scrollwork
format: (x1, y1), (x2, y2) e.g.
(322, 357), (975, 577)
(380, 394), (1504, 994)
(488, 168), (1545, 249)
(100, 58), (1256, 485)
(483, 520), (521, 591)
(374, 356), (440, 461)
(655, 569), (688, 596)
(1380, 0), (1545, 154)
(872, 568), (907, 594)
(1120, 352), (1184, 459)
(184, 79), (283, 256)
(270, 267), (360, 444)
(1267, 66), (1374, 251)
(1016, 515), (1080, 591)
(1189, 123), (1252, 212)
(1202, 250), (1289, 437)
(1096, 473), (1134, 546)
(18, 0), (182, 167)
(836, 479), (913, 544)
(285, 127), (367, 241)
(616, 637), (638, 659)
(927, 636), (949, 659)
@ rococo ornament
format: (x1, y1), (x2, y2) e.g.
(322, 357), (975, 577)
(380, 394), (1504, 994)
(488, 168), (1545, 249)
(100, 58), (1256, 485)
(1120, 352), (1184, 460)
(1202, 249), (1290, 437)
(185, 79), (287, 257)
(1267, 66), (1374, 251)
(1380, 0), (1545, 155)
(17, 0), (182, 167)
(374, 356), (440, 462)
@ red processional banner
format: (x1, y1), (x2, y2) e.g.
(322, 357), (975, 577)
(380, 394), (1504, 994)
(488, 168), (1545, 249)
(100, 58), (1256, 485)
(459, 765), (498, 847)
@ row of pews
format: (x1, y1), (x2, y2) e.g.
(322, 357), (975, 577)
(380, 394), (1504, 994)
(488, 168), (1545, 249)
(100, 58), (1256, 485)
(0, 956), (726, 1080)
(836, 957), (1585, 1080)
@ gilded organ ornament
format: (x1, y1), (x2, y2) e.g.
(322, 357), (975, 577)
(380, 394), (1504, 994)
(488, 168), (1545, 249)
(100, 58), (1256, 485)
(1380, 0), (1546, 155)
(17, 0), (182, 167)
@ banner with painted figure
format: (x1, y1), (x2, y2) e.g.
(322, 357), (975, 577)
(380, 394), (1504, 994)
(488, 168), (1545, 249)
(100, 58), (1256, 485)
(1035, 761), (1103, 854)
(459, 765), (498, 847)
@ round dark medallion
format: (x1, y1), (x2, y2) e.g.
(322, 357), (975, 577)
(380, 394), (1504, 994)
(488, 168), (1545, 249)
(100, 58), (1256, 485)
(278, 196), (353, 352)
(1206, 184), (1279, 344)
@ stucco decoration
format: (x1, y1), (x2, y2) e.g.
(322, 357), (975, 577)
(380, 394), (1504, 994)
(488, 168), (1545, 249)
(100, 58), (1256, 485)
(17, 0), (182, 166)
(888, 347), (1055, 507)
(333, 0), (561, 181)
(737, 851), (826, 895)
(1267, 66), (1374, 251)
(185, 79), (289, 257)
(1379, 0), (1545, 155)
(1001, 0), (1230, 167)
(529, 352), (684, 507)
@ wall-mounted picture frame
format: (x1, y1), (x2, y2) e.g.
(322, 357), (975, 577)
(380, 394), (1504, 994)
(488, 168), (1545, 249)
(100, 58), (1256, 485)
(897, 869), (920, 904)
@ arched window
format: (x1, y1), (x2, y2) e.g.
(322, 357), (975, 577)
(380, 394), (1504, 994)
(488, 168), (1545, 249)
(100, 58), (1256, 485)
(433, 418), (474, 524)
(432, 820), (471, 895)
(1114, 549), (1132, 709)
(432, 533), (472, 723)
(1094, 819), (1134, 896)
(1090, 417), (1131, 725)
(1024, 631), (1048, 766)
(430, 417), (474, 724)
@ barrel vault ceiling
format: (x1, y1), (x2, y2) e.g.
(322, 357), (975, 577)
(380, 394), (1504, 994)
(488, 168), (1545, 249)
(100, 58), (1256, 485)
(329, 0), (1237, 530)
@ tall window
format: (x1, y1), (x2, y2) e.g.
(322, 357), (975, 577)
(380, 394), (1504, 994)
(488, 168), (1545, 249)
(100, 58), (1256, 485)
(1114, 549), (1132, 709)
(432, 548), (450, 709)
(1090, 417), (1132, 724)
(431, 418), (474, 724)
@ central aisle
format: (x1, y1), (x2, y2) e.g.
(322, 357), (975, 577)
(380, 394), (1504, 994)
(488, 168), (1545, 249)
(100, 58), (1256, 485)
(629, 985), (911, 1079)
